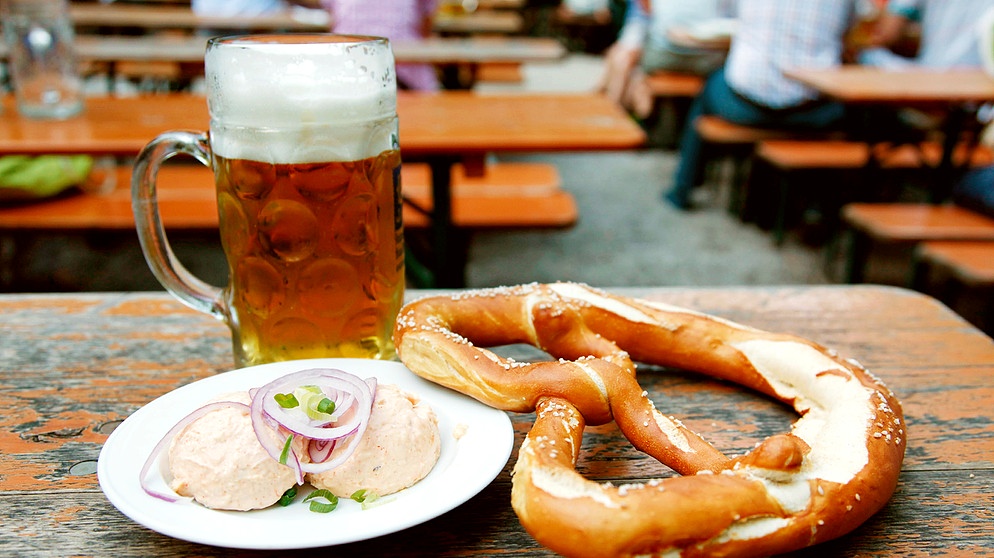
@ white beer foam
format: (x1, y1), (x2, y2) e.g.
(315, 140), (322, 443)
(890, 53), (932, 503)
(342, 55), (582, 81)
(205, 36), (397, 163)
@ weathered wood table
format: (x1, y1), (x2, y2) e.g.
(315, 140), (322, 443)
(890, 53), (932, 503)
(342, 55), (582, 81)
(1, 285), (992, 556)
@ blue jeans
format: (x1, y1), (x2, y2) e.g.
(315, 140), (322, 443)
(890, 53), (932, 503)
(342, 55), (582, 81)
(667, 67), (846, 208)
(952, 165), (994, 219)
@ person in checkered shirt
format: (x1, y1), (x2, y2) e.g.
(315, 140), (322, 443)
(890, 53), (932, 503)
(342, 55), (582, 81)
(666, 0), (857, 210)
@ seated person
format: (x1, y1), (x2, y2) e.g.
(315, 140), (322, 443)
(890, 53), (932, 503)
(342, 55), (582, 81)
(292, 0), (441, 91)
(192, 0), (290, 16)
(858, 0), (994, 69)
(598, 0), (734, 119)
(666, 0), (856, 210)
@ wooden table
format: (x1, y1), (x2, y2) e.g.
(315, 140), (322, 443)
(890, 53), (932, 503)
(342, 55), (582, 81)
(433, 10), (524, 35)
(1, 285), (992, 555)
(0, 35), (566, 91)
(0, 92), (645, 287)
(69, 3), (330, 33)
(69, 3), (519, 36)
(786, 66), (994, 200)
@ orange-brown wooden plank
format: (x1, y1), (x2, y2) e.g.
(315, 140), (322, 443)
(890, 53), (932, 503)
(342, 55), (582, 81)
(842, 203), (994, 242)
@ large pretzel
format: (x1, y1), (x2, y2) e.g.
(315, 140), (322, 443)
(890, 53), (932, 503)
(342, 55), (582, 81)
(393, 283), (905, 557)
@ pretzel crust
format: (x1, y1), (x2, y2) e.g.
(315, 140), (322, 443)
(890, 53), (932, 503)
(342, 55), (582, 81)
(393, 283), (905, 557)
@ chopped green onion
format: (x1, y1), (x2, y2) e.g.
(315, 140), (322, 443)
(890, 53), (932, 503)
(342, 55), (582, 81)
(350, 489), (392, 509)
(277, 486), (298, 506)
(278, 434), (294, 465)
(316, 397), (335, 414)
(350, 489), (368, 503)
(303, 489), (339, 513)
(274, 392), (299, 408)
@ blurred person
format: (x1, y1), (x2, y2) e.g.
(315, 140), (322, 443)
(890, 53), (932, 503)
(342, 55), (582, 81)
(856, 1), (994, 166)
(192, 0), (290, 17)
(952, 164), (994, 218)
(559, 0), (614, 25)
(858, 0), (994, 69)
(665, 0), (857, 210)
(598, 0), (735, 119)
(292, 0), (440, 90)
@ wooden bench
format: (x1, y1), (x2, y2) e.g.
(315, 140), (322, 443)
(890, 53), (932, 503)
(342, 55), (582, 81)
(838, 203), (994, 284)
(0, 161), (574, 231)
(644, 71), (704, 148)
(693, 115), (810, 214)
(645, 71), (704, 99)
(754, 140), (994, 246)
(401, 161), (576, 229)
(0, 161), (575, 288)
(476, 62), (524, 84)
(911, 240), (994, 334)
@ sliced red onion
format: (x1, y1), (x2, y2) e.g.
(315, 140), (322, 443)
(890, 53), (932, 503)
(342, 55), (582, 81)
(249, 368), (375, 475)
(139, 400), (250, 503)
(308, 438), (337, 463)
(256, 370), (372, 441)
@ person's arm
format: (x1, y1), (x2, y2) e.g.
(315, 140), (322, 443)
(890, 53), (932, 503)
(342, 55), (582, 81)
(866, 10), (911, 47)
(419, 0), (437, 38)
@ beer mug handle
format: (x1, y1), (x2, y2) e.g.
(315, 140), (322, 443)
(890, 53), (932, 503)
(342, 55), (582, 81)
(132, 131), (227, 321)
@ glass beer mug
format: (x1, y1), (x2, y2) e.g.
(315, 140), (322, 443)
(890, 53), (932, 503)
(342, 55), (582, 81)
(133, 35), (405, 368)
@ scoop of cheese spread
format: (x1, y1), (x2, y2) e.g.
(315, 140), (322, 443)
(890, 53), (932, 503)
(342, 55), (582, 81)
(168, 391), (298, 511)
(307, 383), (441, 497)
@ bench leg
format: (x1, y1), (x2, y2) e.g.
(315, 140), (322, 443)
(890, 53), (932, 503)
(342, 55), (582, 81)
(982, 287), (994, 336)
(843, 229), (871, 284)
(908, 245), (931, 292)
(771, 172), (791, 247)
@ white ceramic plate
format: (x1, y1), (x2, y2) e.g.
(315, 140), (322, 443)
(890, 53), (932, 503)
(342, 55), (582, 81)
(98, 358), (514, 549)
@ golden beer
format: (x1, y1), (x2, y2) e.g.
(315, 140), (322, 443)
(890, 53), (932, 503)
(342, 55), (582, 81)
(214, 152), (404, 366)
(132, 35), (404, 368)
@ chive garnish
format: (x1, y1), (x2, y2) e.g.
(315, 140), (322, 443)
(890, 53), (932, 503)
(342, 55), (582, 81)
(277, 486), (297, 506)
(278, 434), (294, 465)
(274, 392), (299, 408)
(350, 489), (368, 502)
(316, 397), (335, 414)
(303, 489), (339, 513)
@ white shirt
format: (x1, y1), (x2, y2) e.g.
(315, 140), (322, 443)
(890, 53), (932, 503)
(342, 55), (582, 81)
(191, 0), (289, 17)
(887, 0), (994, 69)
(725, 0), (856, 108)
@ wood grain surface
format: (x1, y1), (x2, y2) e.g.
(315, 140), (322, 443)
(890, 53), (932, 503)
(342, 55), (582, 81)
(1, 286), (992, 556)
(785, 67), (994, 107)
(0, 92), (645, 157)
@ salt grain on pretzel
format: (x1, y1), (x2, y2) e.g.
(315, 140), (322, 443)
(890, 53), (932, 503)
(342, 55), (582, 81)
(393, 282), (905, 557)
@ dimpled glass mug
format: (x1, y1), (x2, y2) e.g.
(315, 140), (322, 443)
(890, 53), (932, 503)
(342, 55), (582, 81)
(133, 35), (405, 368)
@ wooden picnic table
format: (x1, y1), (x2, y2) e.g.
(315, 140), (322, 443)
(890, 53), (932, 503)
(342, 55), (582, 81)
(786, 66), (994, 107)
(0, 35), (565, 91)
(69, 3), (520, 36)
(0, 92), (644, 287)
(785, 66), (994, 200)
(433, 9), (524, 35)
(69, 3), (330, 33)
(1, 35), (564, 66)
(0, 285), (992, 556)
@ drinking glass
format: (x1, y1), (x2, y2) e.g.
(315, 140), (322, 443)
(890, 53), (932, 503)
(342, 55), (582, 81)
(0, 0), (83, 119)
(133, 34), (405, 368)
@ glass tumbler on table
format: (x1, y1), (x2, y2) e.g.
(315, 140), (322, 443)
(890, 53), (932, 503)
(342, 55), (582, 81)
(0, 0), (83, 119)
(132, 34), (405, 368)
